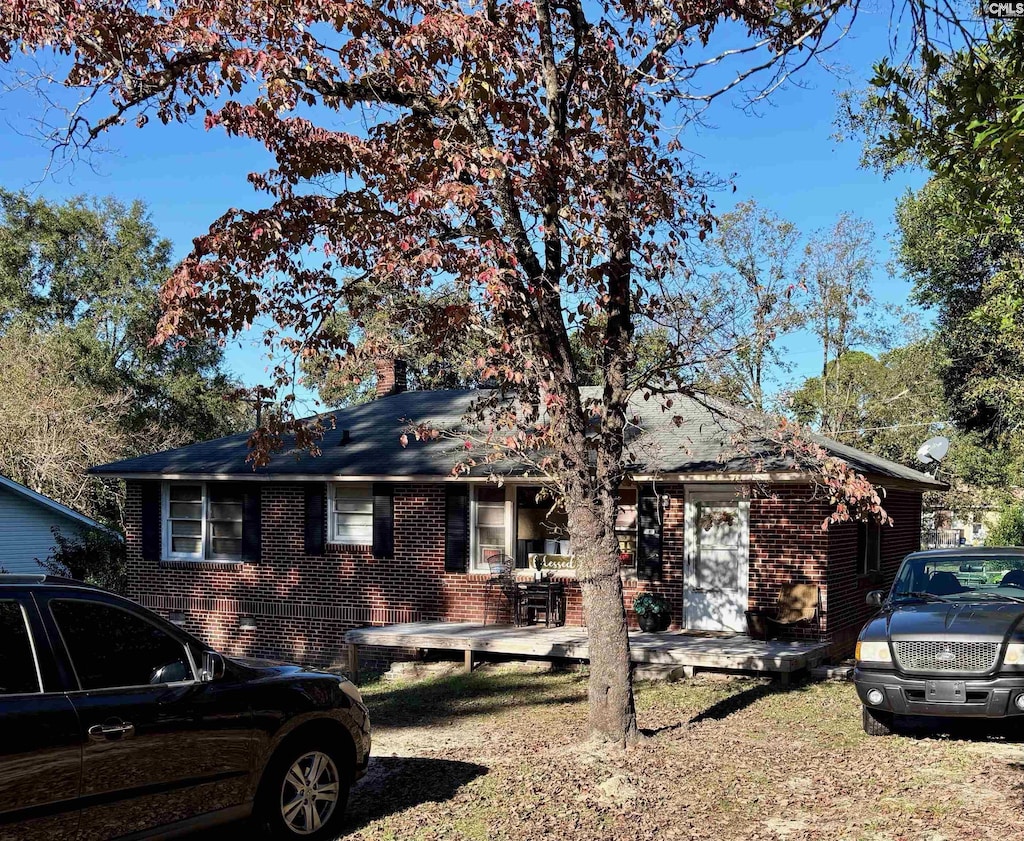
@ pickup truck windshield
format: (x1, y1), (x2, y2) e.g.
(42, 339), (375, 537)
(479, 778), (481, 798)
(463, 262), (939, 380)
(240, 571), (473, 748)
(892, 555), (1024, 602)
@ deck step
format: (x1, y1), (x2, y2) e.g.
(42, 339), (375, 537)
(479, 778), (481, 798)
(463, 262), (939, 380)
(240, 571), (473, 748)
(633, 664), (691, 682)
(810, 662), (854, 682)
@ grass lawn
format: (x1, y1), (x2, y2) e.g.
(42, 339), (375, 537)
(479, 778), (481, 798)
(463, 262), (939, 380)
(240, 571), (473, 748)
(342, 664), (1024, 841)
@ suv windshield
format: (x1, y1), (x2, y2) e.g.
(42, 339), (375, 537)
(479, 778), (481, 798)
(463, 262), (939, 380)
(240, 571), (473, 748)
(892, 555), (1024, 602)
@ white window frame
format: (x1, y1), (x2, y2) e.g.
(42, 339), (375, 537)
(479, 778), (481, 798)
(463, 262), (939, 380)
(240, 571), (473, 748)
(161, 481), (243, 563)
(469, 485), (514, 572)
(328, 482), (374, 546)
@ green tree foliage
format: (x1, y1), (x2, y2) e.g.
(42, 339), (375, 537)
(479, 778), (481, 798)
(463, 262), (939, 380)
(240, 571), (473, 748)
(838, 19), (1024, 508)
(39, 527), (127, 594)
(848, 21), (1024, 230)
(0, 191), (248, 443)
(0, 191), (248, 522)
(985, 502), (1024, 548)
(895, 179), (1024, 441)
(790, 337), (1018, 515)
(790, 342), (946, 461)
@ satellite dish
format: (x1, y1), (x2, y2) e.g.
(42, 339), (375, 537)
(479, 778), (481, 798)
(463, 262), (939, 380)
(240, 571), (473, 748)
(916, 436), (950, 465)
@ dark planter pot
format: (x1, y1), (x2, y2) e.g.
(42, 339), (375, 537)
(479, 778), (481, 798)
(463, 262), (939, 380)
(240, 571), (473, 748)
(637, 611), (670, 633)
(745, 609), (769, 641)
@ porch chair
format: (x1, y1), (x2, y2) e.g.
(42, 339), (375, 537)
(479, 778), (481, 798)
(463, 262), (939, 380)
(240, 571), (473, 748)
(763, 583), (822, 640)
(515, 580), (566, 628)
(482, 553), (517, 625)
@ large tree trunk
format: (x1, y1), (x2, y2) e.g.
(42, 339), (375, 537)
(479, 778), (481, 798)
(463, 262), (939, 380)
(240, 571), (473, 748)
(567, 493), (638, 746)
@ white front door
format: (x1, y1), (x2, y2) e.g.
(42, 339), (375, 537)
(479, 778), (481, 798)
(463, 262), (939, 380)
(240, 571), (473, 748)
(684, 488), (750, 632)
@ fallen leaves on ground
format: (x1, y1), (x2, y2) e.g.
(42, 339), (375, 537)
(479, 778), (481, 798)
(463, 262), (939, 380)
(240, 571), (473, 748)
(343, 665), (1024, 841)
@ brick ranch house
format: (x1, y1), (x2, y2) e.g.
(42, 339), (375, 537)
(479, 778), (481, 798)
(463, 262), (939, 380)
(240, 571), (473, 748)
(91, 371), (944, 669)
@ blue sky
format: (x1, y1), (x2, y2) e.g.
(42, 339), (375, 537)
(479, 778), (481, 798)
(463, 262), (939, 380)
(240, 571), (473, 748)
(0, 5), (926, 412)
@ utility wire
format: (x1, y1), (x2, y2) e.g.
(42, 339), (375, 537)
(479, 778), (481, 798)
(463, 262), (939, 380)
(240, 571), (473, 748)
(832, 421), (948, 435)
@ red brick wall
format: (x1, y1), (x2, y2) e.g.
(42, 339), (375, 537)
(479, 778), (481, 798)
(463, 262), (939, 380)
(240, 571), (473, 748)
(124, 479), (922, 669)
(826, 488), (922, 654)
(748, 486), (831, 641)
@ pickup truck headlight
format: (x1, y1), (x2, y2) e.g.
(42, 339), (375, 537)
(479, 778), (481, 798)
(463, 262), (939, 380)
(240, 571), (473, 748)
(1004, 643), (1024, 666)
(856, 640), (893, 664)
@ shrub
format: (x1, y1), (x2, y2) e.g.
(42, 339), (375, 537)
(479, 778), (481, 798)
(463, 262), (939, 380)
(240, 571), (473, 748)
(38, 527), (127, 594)
(986, 503), (1024, 548)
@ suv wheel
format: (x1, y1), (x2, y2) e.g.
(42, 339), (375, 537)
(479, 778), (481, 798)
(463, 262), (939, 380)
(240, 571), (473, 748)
(862, 704), (895, 736)
(260, 741), (351, 839)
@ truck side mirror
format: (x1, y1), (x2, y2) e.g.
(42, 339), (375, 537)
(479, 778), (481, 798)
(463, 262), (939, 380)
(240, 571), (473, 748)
(201, 651), (226, 682)
(865, 590), (884, 608)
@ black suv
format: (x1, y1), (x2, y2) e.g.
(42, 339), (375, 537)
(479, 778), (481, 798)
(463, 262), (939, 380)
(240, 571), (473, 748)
(0, 575), (370, 840)
(855, 547), (1024, 735)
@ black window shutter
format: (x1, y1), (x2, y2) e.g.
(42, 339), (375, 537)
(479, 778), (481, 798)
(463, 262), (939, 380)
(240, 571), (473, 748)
(140, 481), (161, 563)
(241, 484), (262, 563)
(444, 485), (470, 572)
(304, 483), (326, 556)
(372, 483), (395, 559)
(637, 489), (663, 581)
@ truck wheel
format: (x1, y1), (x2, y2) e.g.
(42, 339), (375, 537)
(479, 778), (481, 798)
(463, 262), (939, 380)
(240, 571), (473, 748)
(862, 705), (895, 736)
(259, 739), (351, 840)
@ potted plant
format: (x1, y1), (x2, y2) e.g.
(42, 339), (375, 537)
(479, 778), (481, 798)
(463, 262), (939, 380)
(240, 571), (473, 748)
(633, 593), (671, 632)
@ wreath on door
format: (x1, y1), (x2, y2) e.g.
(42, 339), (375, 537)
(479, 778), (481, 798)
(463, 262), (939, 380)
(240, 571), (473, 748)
(699, 508), (736, 531)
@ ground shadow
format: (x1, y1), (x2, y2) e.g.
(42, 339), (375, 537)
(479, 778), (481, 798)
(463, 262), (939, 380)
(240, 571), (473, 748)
(344, 756), (488, 831)
(183, 757), (487, 839)
(891, 715), (1024, 744)
(642, 675), (815, 737)
(363, 667), (587, 730)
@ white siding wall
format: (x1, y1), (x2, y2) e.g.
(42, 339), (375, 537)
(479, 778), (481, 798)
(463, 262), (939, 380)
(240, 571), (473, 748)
(0, 486), (85, 574)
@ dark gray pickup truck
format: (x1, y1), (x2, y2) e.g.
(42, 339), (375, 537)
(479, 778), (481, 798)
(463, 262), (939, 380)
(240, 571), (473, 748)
(854, 547), (1024, 735)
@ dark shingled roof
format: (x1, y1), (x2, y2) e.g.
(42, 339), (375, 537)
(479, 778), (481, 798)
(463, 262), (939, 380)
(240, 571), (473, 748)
(90, 388), (945, 489)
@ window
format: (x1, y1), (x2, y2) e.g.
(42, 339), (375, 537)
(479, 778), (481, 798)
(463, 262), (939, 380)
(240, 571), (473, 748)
(163, 482), (245, 562)
(858, 522), (882, 576)
(473, 486), (509, 571)
(207, 486), (243, 559)
(329, 484), (373, 545)
(51, 600), (193, 690)
(0, 602), (40, 695)
(615, 488), (638, 567)
(167, 483), (203, 557)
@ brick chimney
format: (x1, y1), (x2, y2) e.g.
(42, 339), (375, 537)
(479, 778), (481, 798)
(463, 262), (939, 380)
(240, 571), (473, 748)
(374, 356), (407, 398)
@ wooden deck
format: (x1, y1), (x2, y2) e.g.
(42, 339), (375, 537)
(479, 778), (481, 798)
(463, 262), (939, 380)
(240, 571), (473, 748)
(343, 621), (830, 683)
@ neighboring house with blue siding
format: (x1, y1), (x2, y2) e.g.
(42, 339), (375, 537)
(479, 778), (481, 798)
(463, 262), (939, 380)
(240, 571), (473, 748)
(0, 476), (108, 573)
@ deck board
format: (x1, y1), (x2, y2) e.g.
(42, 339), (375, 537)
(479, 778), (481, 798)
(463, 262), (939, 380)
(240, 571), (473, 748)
(343, 621), (829, 674)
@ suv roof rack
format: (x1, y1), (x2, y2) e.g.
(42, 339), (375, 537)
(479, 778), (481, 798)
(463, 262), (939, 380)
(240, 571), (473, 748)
(0, 574), (94, 587)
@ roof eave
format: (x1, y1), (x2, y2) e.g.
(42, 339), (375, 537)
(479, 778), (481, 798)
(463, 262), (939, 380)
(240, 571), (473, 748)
(0, 475), (117, 536)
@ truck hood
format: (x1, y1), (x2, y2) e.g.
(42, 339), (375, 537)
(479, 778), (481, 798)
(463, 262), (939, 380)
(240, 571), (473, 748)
(886, 601), (1024, 641)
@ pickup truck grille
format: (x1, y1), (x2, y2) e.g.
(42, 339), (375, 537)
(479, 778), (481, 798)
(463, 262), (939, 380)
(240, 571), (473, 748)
(893, 641), (1001, 674)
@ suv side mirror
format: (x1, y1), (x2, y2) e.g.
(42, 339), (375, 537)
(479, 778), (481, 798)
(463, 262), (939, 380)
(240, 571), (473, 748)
(200, 651), (226, 682)
(865, 590), (885, 608)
